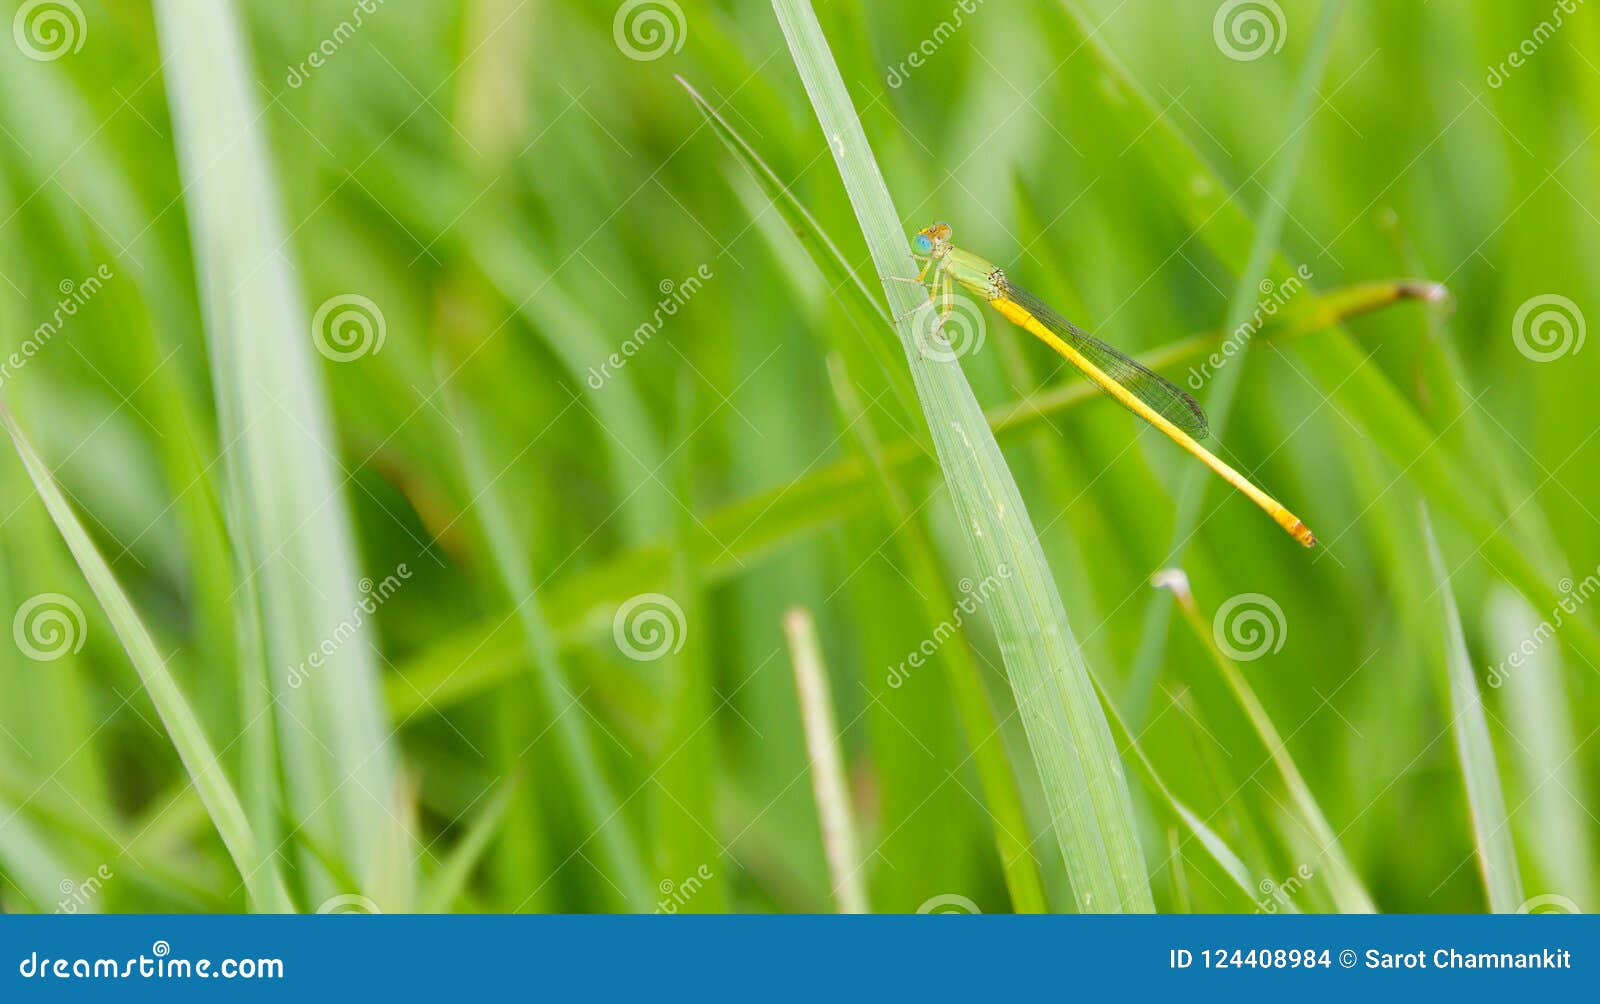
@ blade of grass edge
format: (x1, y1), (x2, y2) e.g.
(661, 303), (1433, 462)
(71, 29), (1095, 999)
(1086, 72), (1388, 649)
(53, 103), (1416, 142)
(385, 281), (1435, 715)
(825, 355), (1047, 912)
(1156, 569), (1377, 912)
(1126, 0), (1344, 722)
(771, 0), (1152, 911)
(447, 392), (652, 911)
(418, 773), (520, 913)
(1421, 506), (1524, 913)
(153, 0), (399, 895)
(782, 607), (870, 914)
(1, 406), (292, 912)
(1088, 670), (1279, 912)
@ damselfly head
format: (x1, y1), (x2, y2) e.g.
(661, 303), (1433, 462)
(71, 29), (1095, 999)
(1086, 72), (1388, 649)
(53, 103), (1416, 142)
(912, 221), (953, 256)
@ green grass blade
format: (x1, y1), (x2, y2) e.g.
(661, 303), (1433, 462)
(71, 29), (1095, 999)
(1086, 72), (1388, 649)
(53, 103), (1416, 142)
(1049, 0), (1600, 677)
(1126, 0), (1344, 719)
(449, 393), (651, 911)
(1157, 570), (1377, 912)
(782, 607), (869, 914)
(1088, 671), (1278, 912)
(390, 283), (1437, 718)
(419, 774), (520, 913)
(1484, 588), (1597, 909)
(826, 354), (1047, 912)
(772, 0), (1151, 912)
(650, 373), (724, 912)
(152, 0), (399, 895)
(1421, 507), (1524, 913)
(675, 74), (919, 423)
(1, 406), (291, 912)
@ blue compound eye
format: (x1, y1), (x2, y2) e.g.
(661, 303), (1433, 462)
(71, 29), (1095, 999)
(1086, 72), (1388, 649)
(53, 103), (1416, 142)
(913, 233), (933, 254)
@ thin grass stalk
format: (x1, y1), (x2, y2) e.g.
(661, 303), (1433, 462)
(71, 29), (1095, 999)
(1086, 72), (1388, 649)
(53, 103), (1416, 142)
(1, 406), (292, 912)
(782, 607), (869, 914)
(772, 0), (1151, 911)
(1421, 507), (1524, 913)
(826, 355), (1048, 912)
(1156, 569), (1377, 912)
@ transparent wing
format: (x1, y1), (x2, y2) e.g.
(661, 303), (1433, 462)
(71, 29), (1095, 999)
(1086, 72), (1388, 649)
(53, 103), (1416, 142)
(1000, 280), (1209, 439)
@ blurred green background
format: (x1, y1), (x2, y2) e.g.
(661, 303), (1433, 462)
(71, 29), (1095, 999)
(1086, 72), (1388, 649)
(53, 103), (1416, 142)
(0, 0), (1595, 914)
